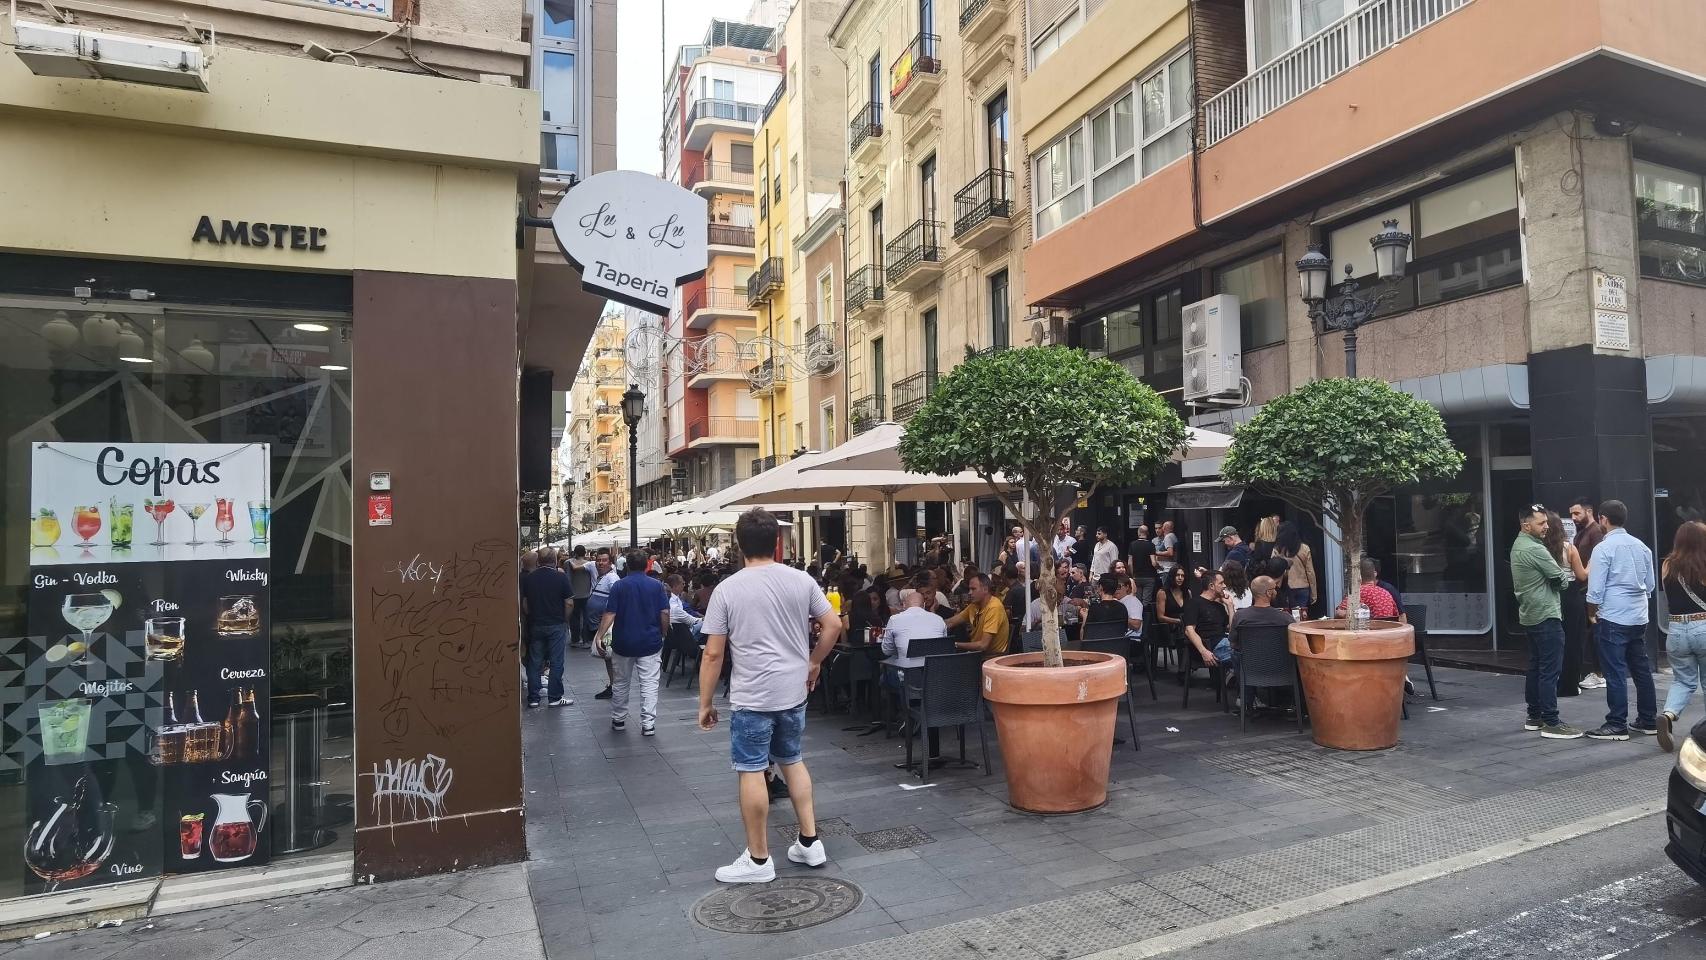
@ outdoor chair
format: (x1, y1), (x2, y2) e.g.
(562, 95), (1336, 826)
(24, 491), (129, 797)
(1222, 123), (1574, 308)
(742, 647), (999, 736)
(1078, 636), (1144, 751)
(1180, 646), (1226, 711)
(1233, 626), (1304, 733)
(1403, 604), (1440, 700)
(1020, 628), (1045, 653)
(662, 623), (699, 688)
(906, 635), (957, 657)
(1079, 624), (1157, 702)
(902, 652), (991, 785)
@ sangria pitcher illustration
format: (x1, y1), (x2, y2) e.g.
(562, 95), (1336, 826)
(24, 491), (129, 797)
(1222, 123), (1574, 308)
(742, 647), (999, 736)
(208, 793), (268, 862)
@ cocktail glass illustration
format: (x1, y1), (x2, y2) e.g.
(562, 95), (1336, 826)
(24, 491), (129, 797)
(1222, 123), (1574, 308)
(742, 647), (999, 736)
(60, 593), (112, 666)
(216, 597), (259, 637)
(71, 505), (101, 548)
(109, 500), (134, 549)
(180, 502), (210, 546)
(213, 498), (236, 545)
(30, 508), (61, 547)
(179, 813), (205, 860)
(39, 699), (92, 764)
(144, 497), (175, 546)
(248, 499), (271, 545)
(145, 617), (186, 661)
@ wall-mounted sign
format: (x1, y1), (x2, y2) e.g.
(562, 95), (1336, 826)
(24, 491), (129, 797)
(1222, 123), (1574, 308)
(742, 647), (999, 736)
(368, 495), (394, 527)
(192, 217), (327, 252)
(1594, 309), (1631, 352)
(551, 170), (708, 314)
(1592, 271), (1628, 312)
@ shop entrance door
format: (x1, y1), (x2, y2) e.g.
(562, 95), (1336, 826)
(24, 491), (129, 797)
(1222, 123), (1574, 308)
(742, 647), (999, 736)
(1491, 467), (1535, 651)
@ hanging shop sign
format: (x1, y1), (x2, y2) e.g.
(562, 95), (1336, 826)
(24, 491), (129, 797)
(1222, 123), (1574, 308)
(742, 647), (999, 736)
(551, 170), (708, 314)
(19, 442), (272, 893)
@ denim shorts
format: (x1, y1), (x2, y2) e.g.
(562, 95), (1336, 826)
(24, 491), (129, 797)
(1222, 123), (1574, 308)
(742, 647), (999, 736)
(730, 703), (807, 773)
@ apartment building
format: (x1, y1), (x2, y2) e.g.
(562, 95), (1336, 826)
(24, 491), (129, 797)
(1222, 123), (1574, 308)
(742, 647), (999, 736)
(0, 0), (614, 914)
(625, 305), (673, 514)
(1022, 0), (1706, 659)
(830, 0), (1029, 567)
(661, 19), (781, 502)
(570, 316), (631, 528)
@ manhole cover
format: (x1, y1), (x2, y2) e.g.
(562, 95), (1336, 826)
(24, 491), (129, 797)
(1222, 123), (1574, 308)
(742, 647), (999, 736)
(853, 825), (934, 852)
(692, 877), (864, 934)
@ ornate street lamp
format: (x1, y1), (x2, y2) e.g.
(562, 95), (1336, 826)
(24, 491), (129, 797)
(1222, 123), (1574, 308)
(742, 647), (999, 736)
(620, 383), (646, 549)
(561, 477), (575, 552)
(1298, 218), (1412, 378)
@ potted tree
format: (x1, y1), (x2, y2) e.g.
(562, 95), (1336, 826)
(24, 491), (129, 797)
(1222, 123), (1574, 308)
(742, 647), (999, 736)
(900, 346), (1186, 812)
(1220, 377), (1465, 750)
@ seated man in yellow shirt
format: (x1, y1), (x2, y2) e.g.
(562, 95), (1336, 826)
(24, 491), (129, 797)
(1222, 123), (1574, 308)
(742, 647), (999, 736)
(946, 572), (1010, 656)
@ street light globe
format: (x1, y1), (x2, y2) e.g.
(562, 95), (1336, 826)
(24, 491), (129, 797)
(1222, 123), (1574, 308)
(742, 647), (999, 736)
(1295, 244), (1331, 303)
(1371, 218), (1413, 282)
(620, 383), (646, 427)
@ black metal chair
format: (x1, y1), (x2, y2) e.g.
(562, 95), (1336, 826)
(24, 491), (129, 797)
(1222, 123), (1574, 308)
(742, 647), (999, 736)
(1403, 604), (1440, 700)
(902, 652), (990, 784)
(1019, 628), (1045, 653)
(1233, 626), (1304, 733)
(906, 635), (957, 657)
(1078, 636), (1143, 751)
(1180, 640), (1225, 711)
(1080, 624), (1158, 702)
(662, 623), (700, 687)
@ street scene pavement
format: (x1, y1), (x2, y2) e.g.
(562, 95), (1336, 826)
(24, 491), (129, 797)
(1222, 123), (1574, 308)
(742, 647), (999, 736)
(7, 649), (1692, 960)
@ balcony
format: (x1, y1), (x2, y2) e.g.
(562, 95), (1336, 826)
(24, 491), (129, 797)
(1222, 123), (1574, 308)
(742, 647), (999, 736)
(748, 357), (777, 398)
(953, 168), (1013, 248)
(1203, 0), (1473, 147)
(849, 395), (885, 435)
(685, 160), (754, 196)
(707, 223), (755, 251)
(890, 370), (936, 421)
(750, 455), (778, 475)
(595, 373), (625, 391)
(848, 102), (884, 166)
(747, 257), (784, 306)
(761, 77), (787, 123)
(959, 0), (1008, 44)
(596, 462), (613, 473)
(595, 403), (618, 420)
(804, 325), (837, 375)
(846, 264), (887, 320)
(884, 219), (944, 293)
(687, 415), (760, 448)
(686, 286), (757, 330)
(594, 346), (624, 365)
(971, 343), (1008, 360)
(889, 33), (942, 115)
(685, 97), (765, 150)
(686, 336), (753, 389)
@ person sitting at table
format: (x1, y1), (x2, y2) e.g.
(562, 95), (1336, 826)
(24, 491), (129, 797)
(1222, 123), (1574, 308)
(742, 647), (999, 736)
(1086, 573), (1128, 624)
(847, 582), (889, 644)
(907, 570), (957, 620)
(946, 573), (1011, 656)
(880, 591), (949, 664)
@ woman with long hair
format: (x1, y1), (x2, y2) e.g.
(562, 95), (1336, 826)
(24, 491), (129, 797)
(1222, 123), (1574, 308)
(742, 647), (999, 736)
(1274, 522), (1318, 614)
(1154, 565), (1191, 668)
(1658, 521), (1706, 752)
(1542, 510), (1590, 698)
(1221, 560), (1252, 610)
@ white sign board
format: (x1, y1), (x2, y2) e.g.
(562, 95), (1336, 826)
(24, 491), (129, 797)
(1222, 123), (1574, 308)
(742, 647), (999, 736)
(1594, 309), (1631, 352)
(1592, 271), (1628, 312)
(551, 170), (708, 314)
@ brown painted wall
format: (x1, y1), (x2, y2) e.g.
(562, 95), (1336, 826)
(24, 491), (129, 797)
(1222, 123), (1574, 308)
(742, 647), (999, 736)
(1024, 157), (1196, 306)
(351, 271), (525, 881)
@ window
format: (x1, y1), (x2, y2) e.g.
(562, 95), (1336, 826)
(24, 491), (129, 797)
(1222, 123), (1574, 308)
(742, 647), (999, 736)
(923, 308), (939, 379)
(989, 270), (1010, 350)
(1072, 280), (1191, 387)
(1322, 163), (1521, 315)
(816, 270), (834, 325)
(1214, 249), (1288, 350)
(871, 336), (886, 404)
(1031, 7), (1082, 68)
(870, 203), (885, 270)
(920, 154), (938, 223)
(1635, 159), (1706, 284)
(713, 78), (735, 101)
(868, 53), (882, 107)
(986, 91), (1010, 173)
(541, 0), (575, 38)
(535, 0), (582, 179)
(1034, 48), (1193, 235)
(1249, 0), (1356, 69)
(821, 401), (837, 449)
(541, 52), (575, 124)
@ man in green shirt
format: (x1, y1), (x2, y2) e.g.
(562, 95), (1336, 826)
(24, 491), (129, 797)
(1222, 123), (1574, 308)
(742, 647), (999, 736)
(1510, 505), (1582, 739)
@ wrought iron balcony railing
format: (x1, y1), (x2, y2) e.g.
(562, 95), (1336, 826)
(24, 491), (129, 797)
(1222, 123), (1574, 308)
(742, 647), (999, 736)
(890, 370), (937, 420)
(888, 32), (942, 102)
(849, 394), (885, 435)
(849, 101), (883, 155)
(953, 168), (1013, 238)
(747, 257), (784, 306)
(884, 219), (944, 286)
(846, 264), (886, 314)
(707, 223), (755, 247)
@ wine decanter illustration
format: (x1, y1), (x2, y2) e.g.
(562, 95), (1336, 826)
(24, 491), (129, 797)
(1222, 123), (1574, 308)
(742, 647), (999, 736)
(24, 776), (118, 891)
(208, 793), (268, 862)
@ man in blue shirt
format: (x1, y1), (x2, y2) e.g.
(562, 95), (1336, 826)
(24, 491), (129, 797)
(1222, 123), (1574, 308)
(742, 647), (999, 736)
(520, 547), (574, 708)
(1584, 500), (1658, 741)
(595, 549), (670, 736)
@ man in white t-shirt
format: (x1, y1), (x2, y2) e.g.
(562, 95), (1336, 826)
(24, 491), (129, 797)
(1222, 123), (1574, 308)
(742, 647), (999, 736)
(1154, 520), (1179, 576)
(1117, 579), (1145, 641)
(699, 509), (842, 884)
(1051, 519), (1076, 567)
(1091, 527), (1119, 577)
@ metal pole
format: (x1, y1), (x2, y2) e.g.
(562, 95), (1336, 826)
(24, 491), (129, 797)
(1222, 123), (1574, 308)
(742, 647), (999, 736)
(1343, 325), (1358, 379)
(628, 430), (640, 549)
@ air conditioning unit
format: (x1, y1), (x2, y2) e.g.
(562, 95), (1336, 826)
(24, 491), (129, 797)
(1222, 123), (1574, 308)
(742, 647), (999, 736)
(1181, 294), (1241, 402)
(13, 19), (210, 92)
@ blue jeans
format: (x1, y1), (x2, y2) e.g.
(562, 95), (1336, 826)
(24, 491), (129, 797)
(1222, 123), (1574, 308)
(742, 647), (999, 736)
(1597, 619), (1656, 730)
(1524, 618), (1564, 726)
(730, 703), (807, 773)
(527, 622), (568, 703)
(1212, 637), (1238, 673)
(1663, 620), (1706, 719)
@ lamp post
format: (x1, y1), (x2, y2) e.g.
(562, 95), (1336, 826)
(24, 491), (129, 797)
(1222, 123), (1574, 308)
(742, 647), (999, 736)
(1297, 218), (1413, 379)
(561, 477), (575, 553)
(620, 383), (646, 549)
(540, 499), (552, 548)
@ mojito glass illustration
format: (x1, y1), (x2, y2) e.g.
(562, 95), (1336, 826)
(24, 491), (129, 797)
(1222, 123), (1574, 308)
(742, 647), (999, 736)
(144, 497), (175, 546)
(109, 500), (134, 549)
(180, 502), (210, 546)
(71, 505), (101, 548)
(248, 500), (271, 544)
(60, 593), (112, 666)
(30, 508), (61, 547)
(39, 699), (92, 764)
(214, 498), (236, 545)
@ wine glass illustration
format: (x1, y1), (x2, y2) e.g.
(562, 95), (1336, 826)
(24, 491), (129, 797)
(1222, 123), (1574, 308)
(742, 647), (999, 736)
(71, 505), (101, 548)
(214, 498), (236, 546)
(180, 502), (210, 546)
(248, 499), (271, 545)
(144, 497), (175, 547)
(60, 593), (113, 666)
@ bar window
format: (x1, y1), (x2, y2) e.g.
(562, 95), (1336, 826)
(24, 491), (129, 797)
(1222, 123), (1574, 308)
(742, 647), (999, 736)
(1636, 159), (1706, 284)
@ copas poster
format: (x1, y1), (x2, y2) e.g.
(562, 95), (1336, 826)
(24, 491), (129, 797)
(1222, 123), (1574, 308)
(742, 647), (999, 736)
(19, 442), (273, 891)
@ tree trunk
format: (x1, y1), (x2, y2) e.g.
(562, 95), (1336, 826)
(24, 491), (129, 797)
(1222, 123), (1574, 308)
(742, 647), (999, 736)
(1342, 501), (1363, 623)
(1037, 557), (1064, 668)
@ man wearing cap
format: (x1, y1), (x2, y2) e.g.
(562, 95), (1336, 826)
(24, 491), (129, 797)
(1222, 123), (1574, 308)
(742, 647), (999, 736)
(1220, 526), (1252, 569)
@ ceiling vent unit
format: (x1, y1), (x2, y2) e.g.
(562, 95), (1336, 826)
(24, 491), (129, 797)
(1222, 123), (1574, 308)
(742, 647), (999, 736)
(13, 19), (210, 92)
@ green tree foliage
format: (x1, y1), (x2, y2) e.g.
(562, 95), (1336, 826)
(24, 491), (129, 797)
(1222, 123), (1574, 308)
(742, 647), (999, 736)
(1221, 377), (1465, 614)
(900, 346), (1187, 665)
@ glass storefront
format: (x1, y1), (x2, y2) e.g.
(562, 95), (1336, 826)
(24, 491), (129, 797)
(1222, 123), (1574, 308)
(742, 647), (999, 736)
(1, 295), (353, 900)
(1365, 424), (1492, 634)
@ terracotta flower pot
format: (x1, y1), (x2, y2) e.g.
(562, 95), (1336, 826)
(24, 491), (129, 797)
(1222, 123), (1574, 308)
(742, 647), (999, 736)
(981, 652), (1128, 814)
(1288, 619), (1415, 751)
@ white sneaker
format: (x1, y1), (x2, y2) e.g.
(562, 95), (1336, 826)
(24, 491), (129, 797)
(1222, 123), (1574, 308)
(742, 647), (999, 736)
(550, 696), (574, 707)
(641, 723), (656, 737)
(787, 838), (827, 867)
(714, 849), (775, 884)
(1580, 673), (1606, 690)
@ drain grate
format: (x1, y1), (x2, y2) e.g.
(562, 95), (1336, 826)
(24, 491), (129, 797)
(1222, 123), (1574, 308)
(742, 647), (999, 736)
(1197, 741), (1465, 823)
(853, 825), (934, 852)
(692, 877), (864, 934)
(772, 816), (855, 842)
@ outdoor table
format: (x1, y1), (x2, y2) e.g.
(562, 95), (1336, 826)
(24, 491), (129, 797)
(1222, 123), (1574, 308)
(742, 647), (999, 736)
(829, 642), (886, 727)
